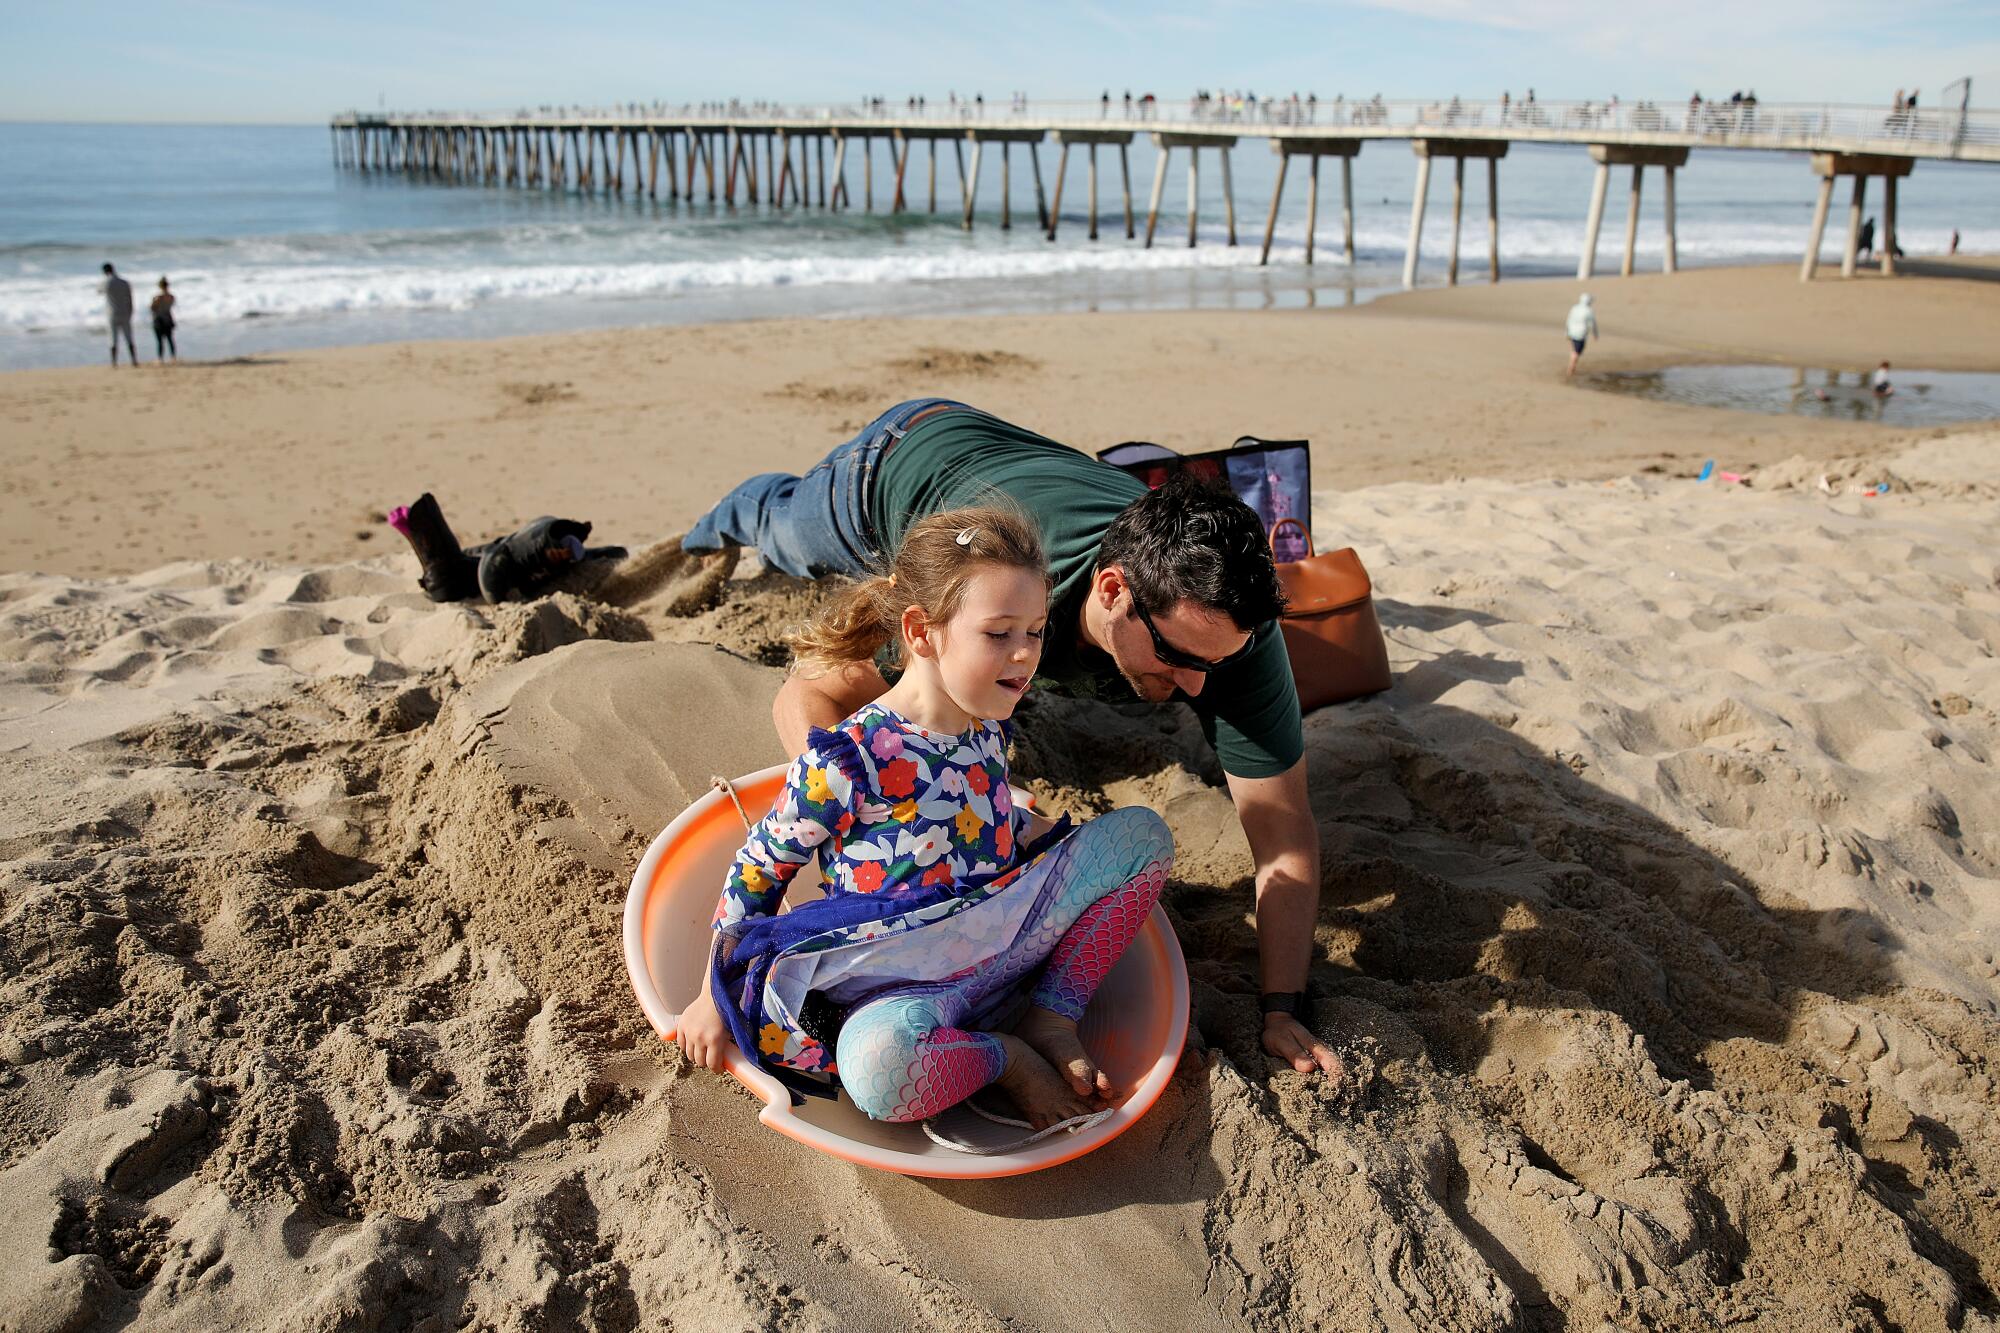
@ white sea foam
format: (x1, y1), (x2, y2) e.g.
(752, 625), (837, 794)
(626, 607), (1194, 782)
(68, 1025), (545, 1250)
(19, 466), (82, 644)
(4, 215), (1992, 336)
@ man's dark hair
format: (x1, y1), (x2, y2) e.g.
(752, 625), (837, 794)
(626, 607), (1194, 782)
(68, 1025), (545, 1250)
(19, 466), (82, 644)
(1097, 470), (1286, 631)
(102, 263), (114, 274)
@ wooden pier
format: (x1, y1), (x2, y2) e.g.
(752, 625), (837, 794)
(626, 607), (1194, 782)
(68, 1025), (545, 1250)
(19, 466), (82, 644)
(331, 96), (1999, 285)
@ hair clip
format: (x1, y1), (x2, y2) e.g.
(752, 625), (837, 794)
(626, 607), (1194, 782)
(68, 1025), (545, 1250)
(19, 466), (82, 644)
(955, 527), (977, 547)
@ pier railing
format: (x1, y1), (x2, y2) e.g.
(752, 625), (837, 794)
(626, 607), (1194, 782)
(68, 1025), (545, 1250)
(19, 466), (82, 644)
(336, 97), (2000, 161)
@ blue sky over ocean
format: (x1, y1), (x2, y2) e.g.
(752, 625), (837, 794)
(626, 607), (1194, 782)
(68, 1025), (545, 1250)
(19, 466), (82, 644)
(3, 0), (1998, 122)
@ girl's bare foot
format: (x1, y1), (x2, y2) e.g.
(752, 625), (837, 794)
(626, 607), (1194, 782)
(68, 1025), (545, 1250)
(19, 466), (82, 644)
(1013, 1005), (1113, 1100)
(992, 1034), (1097, 1130)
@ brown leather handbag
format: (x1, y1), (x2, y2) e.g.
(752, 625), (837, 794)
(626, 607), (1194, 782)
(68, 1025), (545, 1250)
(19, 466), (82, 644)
(1270, 518), (1393, 710)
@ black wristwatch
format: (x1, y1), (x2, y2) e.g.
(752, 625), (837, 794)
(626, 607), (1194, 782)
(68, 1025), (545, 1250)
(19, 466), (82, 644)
(1260, 991), (1308, 1020)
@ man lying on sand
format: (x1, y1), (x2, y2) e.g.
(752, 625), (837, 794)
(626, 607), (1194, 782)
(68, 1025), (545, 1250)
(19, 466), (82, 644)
(682, 398), (1343, 1077)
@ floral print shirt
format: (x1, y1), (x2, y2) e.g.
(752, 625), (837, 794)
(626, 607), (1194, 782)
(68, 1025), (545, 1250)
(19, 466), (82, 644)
(714, 702), (1027, 930)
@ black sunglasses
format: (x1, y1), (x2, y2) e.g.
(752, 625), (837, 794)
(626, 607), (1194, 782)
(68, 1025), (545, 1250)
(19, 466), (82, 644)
(1128, 587), (1256, 674)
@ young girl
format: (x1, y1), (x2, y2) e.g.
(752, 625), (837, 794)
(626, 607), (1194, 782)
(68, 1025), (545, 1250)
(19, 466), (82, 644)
(676, 506), (1174, 1131)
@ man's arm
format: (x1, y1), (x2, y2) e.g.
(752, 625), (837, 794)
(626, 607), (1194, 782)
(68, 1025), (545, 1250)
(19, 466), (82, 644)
(1226, 756), (1343, 1077)
(772, 659), (890, 755)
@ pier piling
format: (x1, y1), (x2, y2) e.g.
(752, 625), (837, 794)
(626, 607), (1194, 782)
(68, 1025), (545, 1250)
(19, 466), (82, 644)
(1145, 145), (1169, 248)
(1487, 158), (1500, 281)
(1842, 174), (1867, 278)
(1260, 153), (1289, 265)
(1622, 165), (1643, 277)
(1405, 154), (1431, 288)
(964, 139), (983, 230)
(1047, 143), (1069, 240)
(1449, 157), (1465, 284)
(1002, 143), (1012, 230)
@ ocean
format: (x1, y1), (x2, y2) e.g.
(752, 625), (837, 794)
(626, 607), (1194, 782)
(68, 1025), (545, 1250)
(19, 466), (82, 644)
(3, 120), (1997, 370)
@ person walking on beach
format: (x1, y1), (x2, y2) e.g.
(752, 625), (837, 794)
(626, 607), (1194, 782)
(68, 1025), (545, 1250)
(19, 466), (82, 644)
(681, 400), (1343, 1079)
(1565, 292), (1599, 378)
(100, 263), (137, 367)
(1858, 218), (1877, 263)
(150, 278), (178, 363)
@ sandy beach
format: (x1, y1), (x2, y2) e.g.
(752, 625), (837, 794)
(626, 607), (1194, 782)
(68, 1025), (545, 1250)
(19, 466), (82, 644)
(3, 266), (1998, 1331)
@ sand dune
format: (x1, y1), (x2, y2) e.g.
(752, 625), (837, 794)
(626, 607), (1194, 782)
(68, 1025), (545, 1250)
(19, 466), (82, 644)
(2, 425), (1995, 1329)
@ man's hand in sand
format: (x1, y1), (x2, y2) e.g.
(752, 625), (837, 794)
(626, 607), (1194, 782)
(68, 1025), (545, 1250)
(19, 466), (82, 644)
(1264, 1013), (1344, 1079)
(676, 990), (737, 1073)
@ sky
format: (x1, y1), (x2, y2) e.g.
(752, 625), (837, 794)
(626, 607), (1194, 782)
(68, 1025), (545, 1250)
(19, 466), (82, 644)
(3, 0), (1997, 123)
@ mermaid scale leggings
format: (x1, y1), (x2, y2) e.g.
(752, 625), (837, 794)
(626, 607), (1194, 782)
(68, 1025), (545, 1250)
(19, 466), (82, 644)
(835, 806), (1173, 1123)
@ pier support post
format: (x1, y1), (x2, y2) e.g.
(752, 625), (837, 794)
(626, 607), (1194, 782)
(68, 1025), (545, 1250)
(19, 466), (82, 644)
(1486, 157), (1500, 281)
(1087, 143), (1099, 240)
(1882, 174), (1897, 276)
(929, 139), (938, 213)
(1842, 173), (1867, 277)
(1306, 154), (1320, 265)
(1186, 147), (1199, 248)
(864, 136), (874, 212)
(1579, 161), (1609, 279)
(648, 129), (661, 198)
(1001, 143), (1012, 229)
(1047, 142), (1069, 240)
(1448, 156), (1465, 285)
(953, 138), (966, 213)
(1260, 153), (1289, 265)
(1342, 156), (1355, 264)
(830, 134), (848, 210)
(1621, 165), (1643, 276)
(963, 138), (982, 230)
(892, 131), (910, 213)
(816, 135), (826, 208)
(1662, 165), (1677, 272)
(1404, 154), (1431, 289)
(1030, 143), (1048, 230)
(1221, 147), (1237, 246)
(765, 133), (775, 206)
(1120, 143), (1134, 239)
(1144, 145), (1168, 248)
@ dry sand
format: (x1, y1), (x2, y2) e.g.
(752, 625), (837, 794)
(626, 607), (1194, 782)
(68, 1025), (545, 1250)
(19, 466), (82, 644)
(2, 271), (1998, 1330)
(5, 263), (1998, 581)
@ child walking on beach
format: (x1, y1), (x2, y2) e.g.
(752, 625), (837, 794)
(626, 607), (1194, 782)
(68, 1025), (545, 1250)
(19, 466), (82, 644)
(676, 507), (1174, 1130)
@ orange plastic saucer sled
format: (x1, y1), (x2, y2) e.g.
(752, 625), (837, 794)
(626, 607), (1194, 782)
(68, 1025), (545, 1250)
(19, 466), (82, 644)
(623, 764), (1189, 1179)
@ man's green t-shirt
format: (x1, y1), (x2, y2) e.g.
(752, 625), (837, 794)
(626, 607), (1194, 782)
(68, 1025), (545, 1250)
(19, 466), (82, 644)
(870, 409), (1303, 780)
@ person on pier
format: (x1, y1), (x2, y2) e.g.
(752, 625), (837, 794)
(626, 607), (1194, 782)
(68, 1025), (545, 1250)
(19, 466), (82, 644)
(680, 400), (1343, 1080)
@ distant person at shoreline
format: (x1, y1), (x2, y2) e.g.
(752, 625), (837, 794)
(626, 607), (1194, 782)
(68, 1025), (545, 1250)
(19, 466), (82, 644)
(150, 278), (178, 363)
(1872, 361), (1894, 397)
(1858, 217), (1877, 263)
(1949, 228), (1960, 255)
(1565, 292), (1599, 378)
(100, 263), (137, 368)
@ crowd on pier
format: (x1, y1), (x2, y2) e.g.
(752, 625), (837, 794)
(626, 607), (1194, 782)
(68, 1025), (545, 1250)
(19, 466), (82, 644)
(361, 87), (1974, 152)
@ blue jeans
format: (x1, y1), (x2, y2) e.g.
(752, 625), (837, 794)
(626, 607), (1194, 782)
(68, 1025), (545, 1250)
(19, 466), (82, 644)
(685, 398), (973, 578)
